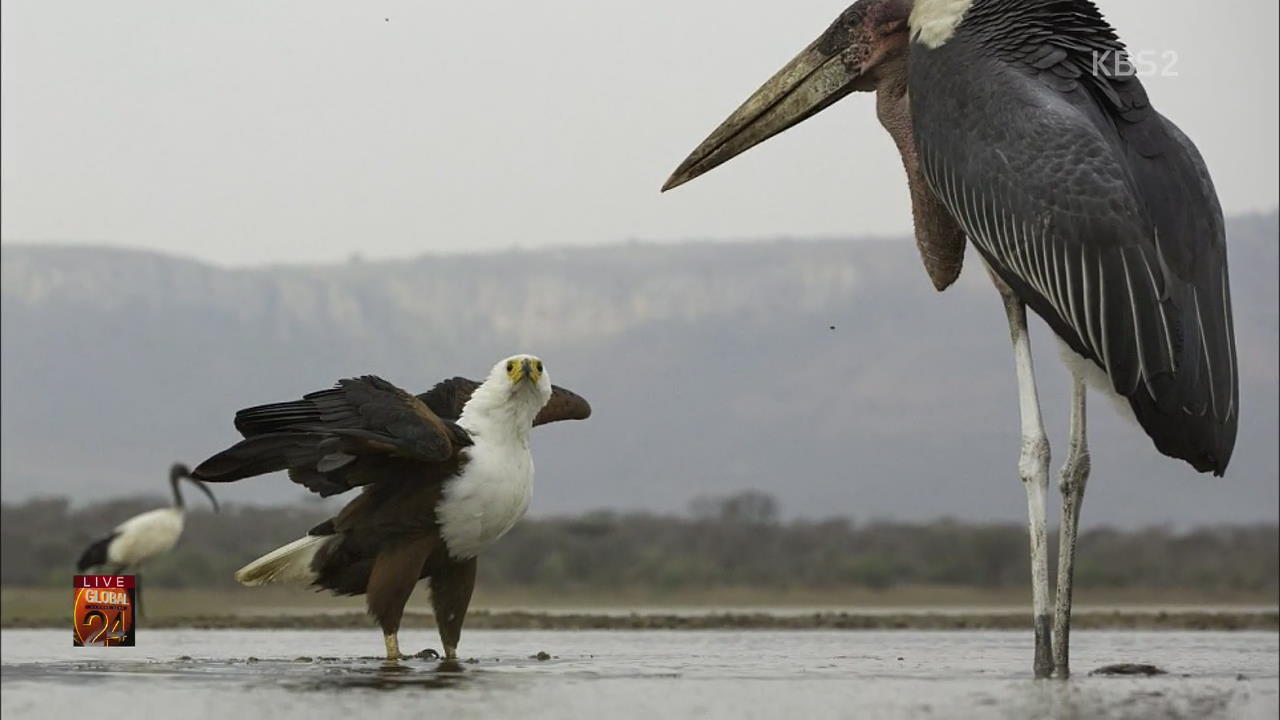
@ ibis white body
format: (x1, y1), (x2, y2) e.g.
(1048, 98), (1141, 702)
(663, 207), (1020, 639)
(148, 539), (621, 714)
(105, 507), (185, 568)
(77, 463), (216, 574)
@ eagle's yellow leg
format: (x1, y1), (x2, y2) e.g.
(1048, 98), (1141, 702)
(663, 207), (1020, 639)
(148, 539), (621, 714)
(384, 633), (401, 662)
(444, 644), (457, 660)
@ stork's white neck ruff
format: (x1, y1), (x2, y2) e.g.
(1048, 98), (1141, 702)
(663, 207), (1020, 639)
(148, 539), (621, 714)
(909, 0), (973, 48)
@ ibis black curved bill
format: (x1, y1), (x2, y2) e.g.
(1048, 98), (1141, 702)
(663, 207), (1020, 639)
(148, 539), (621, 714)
(171, 462), (220, 512)
(190, 479), (220, 513)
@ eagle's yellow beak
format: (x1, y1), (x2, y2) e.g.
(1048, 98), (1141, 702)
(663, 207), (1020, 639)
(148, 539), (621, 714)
(506, 357), (543, 385)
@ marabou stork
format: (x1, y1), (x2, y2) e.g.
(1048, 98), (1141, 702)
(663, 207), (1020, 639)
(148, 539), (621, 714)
(663, 0), (1238, 678)
(76, 463), (220, 614)
(192, 356), (591, 662)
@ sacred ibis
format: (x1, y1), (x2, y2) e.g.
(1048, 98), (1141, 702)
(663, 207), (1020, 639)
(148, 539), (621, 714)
(76, 463), (220, 613)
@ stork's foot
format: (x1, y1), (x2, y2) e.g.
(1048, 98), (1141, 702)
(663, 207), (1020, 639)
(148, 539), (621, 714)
(1033, 614), (1054, 679)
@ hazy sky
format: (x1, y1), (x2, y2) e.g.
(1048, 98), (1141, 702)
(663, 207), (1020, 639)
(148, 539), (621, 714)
(3, 1), (1277, 266)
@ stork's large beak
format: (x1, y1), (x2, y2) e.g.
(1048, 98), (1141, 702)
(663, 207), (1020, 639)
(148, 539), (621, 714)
(662, 0), (908, 192)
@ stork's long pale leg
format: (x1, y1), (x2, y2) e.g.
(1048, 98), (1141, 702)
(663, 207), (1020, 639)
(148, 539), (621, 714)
(1000, 292), (1054, 678)
(1053, 373), (1090, 678)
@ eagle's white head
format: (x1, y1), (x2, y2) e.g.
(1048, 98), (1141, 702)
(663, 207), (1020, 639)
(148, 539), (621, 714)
(457, 354), (553, 434)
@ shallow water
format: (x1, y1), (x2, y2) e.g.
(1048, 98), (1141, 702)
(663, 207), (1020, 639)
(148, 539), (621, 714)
(3, 629), (1277, 719)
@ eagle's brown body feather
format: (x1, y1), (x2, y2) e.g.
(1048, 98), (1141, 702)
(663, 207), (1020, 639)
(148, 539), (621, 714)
(193, 370), (590, 658)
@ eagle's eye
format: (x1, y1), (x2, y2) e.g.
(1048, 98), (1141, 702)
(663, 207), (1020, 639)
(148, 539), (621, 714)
(535, 361), (543, 372)
(506, 361), (515, 372)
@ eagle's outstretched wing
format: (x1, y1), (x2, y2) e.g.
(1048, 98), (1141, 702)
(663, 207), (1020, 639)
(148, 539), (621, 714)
(194, 375), (471, 496)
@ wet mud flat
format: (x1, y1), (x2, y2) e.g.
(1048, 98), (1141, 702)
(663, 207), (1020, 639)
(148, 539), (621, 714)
(3, 629), (1277, 719)
(5, 607), (1277, 631)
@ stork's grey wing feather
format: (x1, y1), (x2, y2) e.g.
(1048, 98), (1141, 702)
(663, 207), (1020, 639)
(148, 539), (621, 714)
(909, 0), (1237, 473)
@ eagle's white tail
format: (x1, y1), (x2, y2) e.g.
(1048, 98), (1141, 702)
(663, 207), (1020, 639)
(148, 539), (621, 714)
(235, 535), (330, 586)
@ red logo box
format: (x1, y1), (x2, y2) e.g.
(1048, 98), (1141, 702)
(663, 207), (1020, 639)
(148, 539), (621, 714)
(73, 575), (136, 647)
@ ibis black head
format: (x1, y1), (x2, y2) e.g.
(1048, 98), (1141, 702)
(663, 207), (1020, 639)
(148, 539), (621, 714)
(662, 0), (912, 191)
(169, 462), (220, 513)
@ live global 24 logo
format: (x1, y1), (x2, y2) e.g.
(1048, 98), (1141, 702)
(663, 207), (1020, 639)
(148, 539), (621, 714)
(73, 575), (136, 647)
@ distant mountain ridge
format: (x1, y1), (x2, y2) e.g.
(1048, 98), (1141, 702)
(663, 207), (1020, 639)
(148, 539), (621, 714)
(3, 212), (1276, 526)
